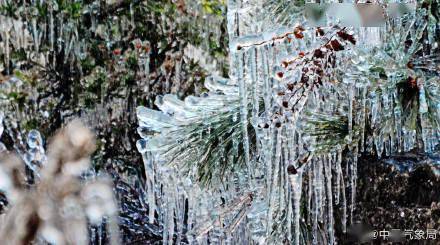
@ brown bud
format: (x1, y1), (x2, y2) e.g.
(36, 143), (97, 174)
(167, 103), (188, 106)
(294, 32), (304, 39)
(316, 27), (325, 36)
(330, 39), (344, 51)
(325, 43), (332, 50)
(337, 30), (349, 40)
(313, 49), (324, 58)
(293, 26), (305, 39)
(347, 35), (356, 45)
(287, 165), (297, 175)
(301, 75), (309, 83)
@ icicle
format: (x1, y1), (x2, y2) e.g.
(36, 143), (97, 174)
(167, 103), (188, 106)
(237, 50), (251, 180)
(340, 166), (347, 234)
(284, 124), (296, 242)
(175, 192), (186, 245)
(334, 149), (342, 205)
(261, 46), (272, 112)
(140, 152), (156, 224)
(49, 4), (54, 52)
(417, 78), (434, 152)
(167, 201), (175, 244)
(392, 86), (403, 152)
(307, 162), (313, 225)
(4, 30), (10, 74)
(359, 87), (367, 152)
(161, 179), (176, 245)
(382, 90), (392, 156)
(317, 157), (324, 223)
(348, 85), (354, 142)
(266, 128), (282, 238)
(402, 129), (416, 152)
(32, 18), (39, 53)
(289, 167), (303, 245)
(0, 112), (5, 152)
(370, 90), (379, 126)
(250, 47), (259, 121)
(348, 150), (358, 225)
(324, 154), (334, 245)
(311, 158), (323, 245)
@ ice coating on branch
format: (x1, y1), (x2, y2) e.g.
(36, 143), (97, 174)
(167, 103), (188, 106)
(136, 0), (439, 243)
(136, 75), (249, 242)
(23, 130), (46, 175)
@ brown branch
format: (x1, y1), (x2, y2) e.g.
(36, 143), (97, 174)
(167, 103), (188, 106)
(237, 26), (306, 50)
